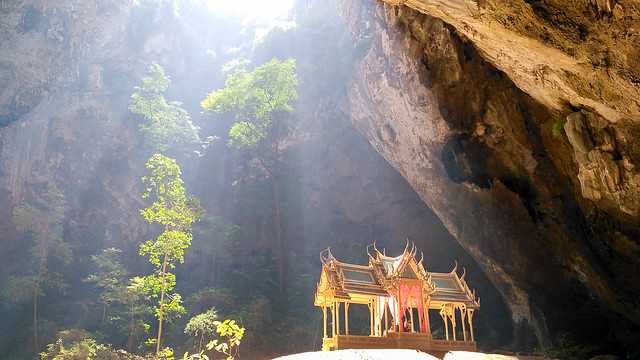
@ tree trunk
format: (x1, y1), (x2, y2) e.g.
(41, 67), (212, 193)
(128, 303), (135, 351)
(156, 253), (169, 354)
(33, 284), (39, 352)
(271, 175), (285, 295)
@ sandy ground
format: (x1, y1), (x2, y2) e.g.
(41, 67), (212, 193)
(274, 350), (542, 360)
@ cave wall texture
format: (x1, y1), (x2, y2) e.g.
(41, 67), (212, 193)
(0, 0), (512, 356)
(338, 0), (640, 353)
(0, 0), (639, 357)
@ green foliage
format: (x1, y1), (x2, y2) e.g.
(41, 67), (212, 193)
(186, 288), (236, 316)
(137, 154), (201, 352)
(12, 182), (71, 277)
(39, 330), (144, 360)
(182, 319), (245, 360)
(139, 154), (200, 270)
(124, 276), (154, 347)
(227, 121), (263, 148)
(551, 116), (566, 138)
(5, 181), (71, 351)
(140, 154), (201, 234)
(206, 320), (245, 360)
(153, 347), (175, 360)
(86, 248), (129, 311)
(201, 59), (299, 297)
(40, 338), (100, 360)
(130, 63), (201, 155)
(130, 274), (185, 340)
(201, 58), (298, 150)
(87, 248), (151, 346)
(184, 308), (218, 352)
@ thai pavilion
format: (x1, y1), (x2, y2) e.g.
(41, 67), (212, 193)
(314, 242), (480, 355)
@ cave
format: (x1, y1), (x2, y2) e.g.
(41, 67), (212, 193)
(0, 0), (638, 359)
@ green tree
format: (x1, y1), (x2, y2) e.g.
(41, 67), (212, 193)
(184, 319), (245, 360)
(86, 248), (150, 350)
(5, 182), (71, 353)
(201, 58), (298, 294)
(192, 216), (241, 287)
(86, 248), (129, 325)
(138, 154), (201, 354)
(125, 276), (153, 351)
(184, 308), (218, 352)
(129, 63), (201, 155)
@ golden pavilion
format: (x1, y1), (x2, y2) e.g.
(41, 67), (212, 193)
(314, 242), (480, 355)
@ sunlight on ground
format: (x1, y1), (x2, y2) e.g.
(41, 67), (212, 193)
(274, 350), (539, 360)
(275, 349), (439, 360)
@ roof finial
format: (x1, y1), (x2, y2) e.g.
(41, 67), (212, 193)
(403, 238), (410, 254)
(451, 260), (458, 274)
(419, 251), (424, 265)
(461, 267), (466, 281)
(320, 247), (333, 265)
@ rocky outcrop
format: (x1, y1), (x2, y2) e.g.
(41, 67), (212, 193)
(0, 0), (147, 257)
(372, 0), (640, 220)
(378, 0), (640, 123)
(339, 0), (640, 353)
(563, 110), (640, 217)
(0, 0), (515, 355)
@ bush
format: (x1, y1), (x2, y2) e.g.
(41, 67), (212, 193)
(551, 116), (566, 138)
(39, 330), (144, 360)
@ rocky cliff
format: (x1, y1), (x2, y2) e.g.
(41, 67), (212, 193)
(339, 0), (640, 353)
(0, 0), (511, 356)
(0, 0), (638, 357)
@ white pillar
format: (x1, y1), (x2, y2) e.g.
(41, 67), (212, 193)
(335, 302), (340, 336)
(460, 306), (467, 342)
(468, 309), (475, 342)
(323, 306), (327, 338)
(345, 303), (349, 335)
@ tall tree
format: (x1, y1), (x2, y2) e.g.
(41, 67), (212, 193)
(86, 248), (129, 325)
(129, 63), (202, 156)
(138, 154), (201, 354)
(86, 248), (150, 350)
(5, 182), (70, 353)
(201, 58), (298, 294)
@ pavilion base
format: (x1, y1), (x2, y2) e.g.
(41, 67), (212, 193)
(322, 333), (476, 357)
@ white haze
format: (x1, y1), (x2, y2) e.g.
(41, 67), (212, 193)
(206, 0), (295, 20)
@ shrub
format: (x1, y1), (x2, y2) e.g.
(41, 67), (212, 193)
(551, 116), (566, 138)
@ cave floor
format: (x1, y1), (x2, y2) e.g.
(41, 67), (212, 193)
(274, 349), (548, 360)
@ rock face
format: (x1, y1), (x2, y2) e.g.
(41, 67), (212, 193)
(0, 0), (513, 356)
(0, 0), (145, 259)
(1, 0), (639, 357)
(378, 0), (640, 124)
(366, 0), (640, 221)
(339, 0), (640, 353)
